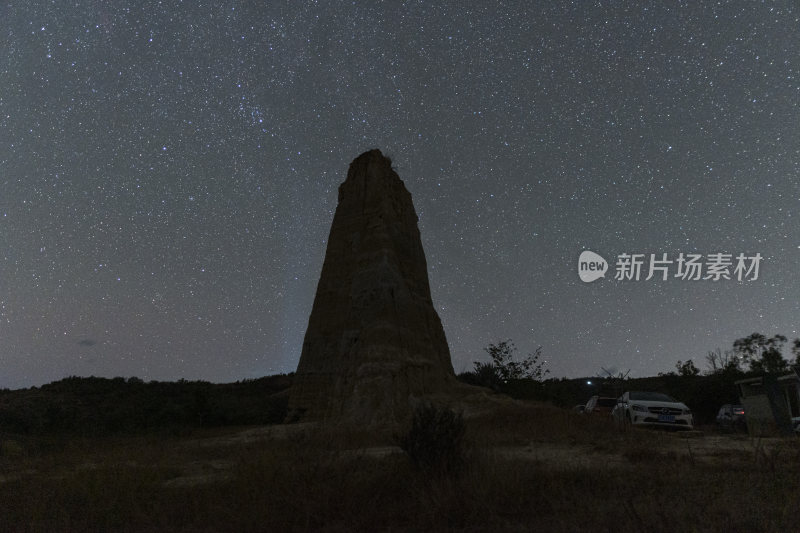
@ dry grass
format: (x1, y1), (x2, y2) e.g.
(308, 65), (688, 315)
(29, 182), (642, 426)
(1, 401), (798, 532)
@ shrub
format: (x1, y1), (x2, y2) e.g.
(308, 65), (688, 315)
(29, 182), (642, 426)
(460, 340), (550, 392)
(397, 402), (466, 476)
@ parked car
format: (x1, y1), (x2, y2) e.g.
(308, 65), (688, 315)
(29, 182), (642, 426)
(583, 395), (617, 416)
(715, 404), (746, 432)
(611, 391), (693, 430)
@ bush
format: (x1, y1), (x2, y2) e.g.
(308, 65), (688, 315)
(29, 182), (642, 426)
(397, 402), (466, 476)
(459, 340), (550, 392)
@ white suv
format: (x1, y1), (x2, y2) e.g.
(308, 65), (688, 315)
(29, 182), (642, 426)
(612, 391), (693, 430)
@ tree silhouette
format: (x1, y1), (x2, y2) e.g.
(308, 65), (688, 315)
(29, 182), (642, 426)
(675, 359), (700, 376)
(472, 340), (549, 389)
(733, 333), (789, 374)
(704, 348), (742, 375)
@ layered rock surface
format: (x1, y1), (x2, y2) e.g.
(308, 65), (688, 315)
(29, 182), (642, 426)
(287, 149), (456, 424)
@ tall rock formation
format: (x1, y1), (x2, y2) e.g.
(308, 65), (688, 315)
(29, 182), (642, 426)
(287, 149), (456, 424)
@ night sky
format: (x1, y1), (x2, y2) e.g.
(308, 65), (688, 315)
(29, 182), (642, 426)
(2, 2), (798, 390)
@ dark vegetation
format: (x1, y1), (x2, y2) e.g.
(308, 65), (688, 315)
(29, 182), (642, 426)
(396, 402), (466, 476)
(468, 339), (549, 388)
(1, 368), (747, 438)
(0, 369), (765, 439)
(0, 374), (291, 436)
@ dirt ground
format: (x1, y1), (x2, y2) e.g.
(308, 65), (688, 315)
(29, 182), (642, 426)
(156, 424), (791, 486)
(1, 422), (793, 490)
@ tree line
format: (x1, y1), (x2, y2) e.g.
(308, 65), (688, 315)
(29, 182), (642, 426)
(673, 332), (799, 377)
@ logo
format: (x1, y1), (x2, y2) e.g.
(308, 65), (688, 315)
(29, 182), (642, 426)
(578, 251), (608, 283)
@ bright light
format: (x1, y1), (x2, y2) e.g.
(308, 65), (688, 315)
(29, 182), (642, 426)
(586, 380), (592, 385)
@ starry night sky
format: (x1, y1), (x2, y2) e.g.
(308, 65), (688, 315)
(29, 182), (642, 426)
(1, 2), (798, 389)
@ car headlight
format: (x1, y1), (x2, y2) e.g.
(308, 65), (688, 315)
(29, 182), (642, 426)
(631, 404), (647, 412)
(683, 408), (692, 415)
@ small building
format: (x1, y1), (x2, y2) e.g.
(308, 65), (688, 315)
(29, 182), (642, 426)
(736, 368), (800, 437)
